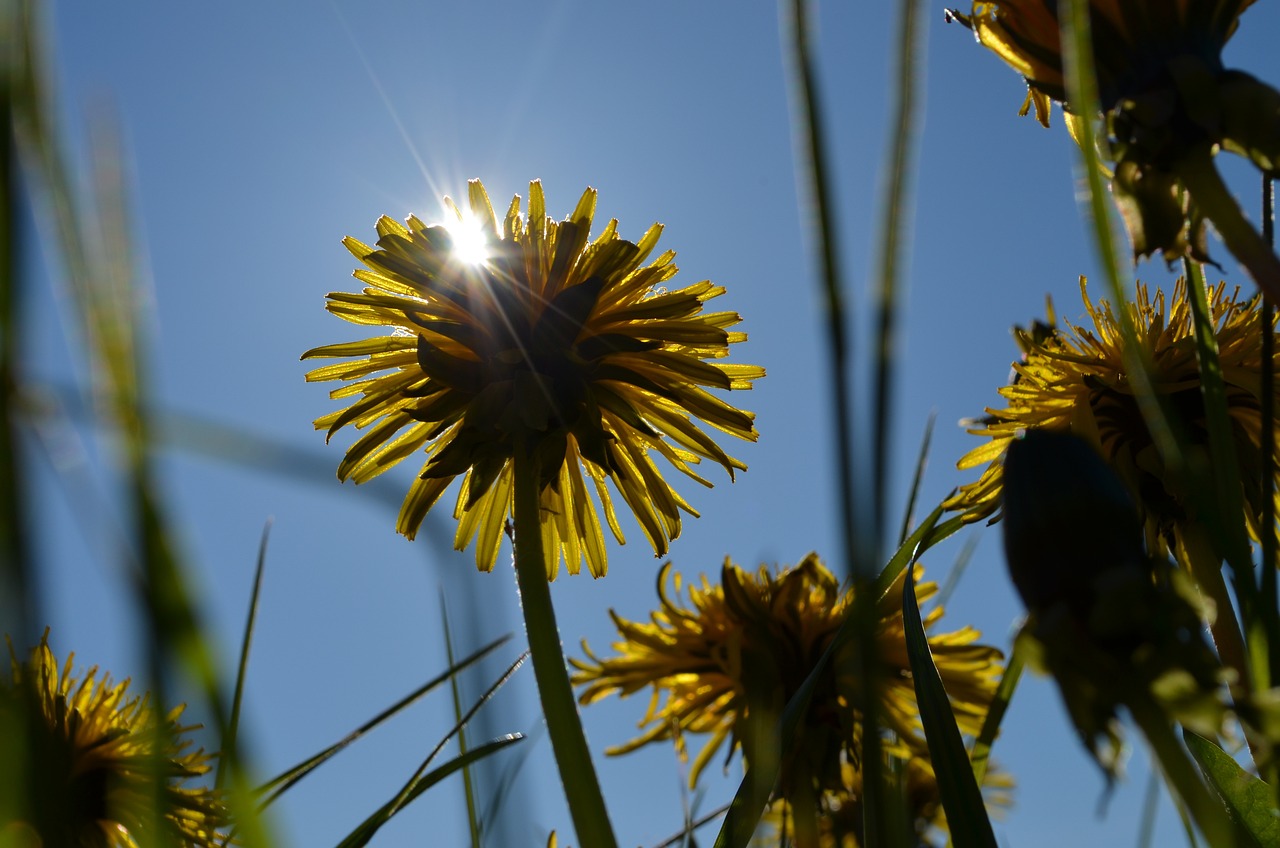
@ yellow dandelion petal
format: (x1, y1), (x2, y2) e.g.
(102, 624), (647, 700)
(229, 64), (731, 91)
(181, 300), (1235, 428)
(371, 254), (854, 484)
(303, 180), (763, 578)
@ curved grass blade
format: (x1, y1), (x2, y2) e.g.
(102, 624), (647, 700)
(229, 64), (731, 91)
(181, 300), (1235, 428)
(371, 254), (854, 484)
(258, 634), (513, 806)
(968, 637), (1024, 787)
(903, 563), (997, 848)
(1184, 731), (1276, 848)
(875, 503), (965, 600)
(334, 734), (525, 848)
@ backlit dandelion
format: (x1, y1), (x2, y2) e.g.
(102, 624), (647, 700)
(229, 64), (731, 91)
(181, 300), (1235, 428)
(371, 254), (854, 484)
(0, 631), (230, 847)
(571, 554), (1002, 790)
(303, 180), (763, 578)
(947, 277), (1280, 550)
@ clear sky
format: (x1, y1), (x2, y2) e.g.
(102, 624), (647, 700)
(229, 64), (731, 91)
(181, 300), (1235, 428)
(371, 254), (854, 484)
(24, 1), (1280, 846)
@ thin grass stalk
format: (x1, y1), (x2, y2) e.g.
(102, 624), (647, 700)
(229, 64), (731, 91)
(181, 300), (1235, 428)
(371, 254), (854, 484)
(511, 438), (617, 848)
(441, 590), (483, 848)
(873, 0), (923, 553)
(217, 519), (272, 790)
(1260, 174), (1279, 796)
(1136, 766), (1160, 848)
(783, 1), (889, 842)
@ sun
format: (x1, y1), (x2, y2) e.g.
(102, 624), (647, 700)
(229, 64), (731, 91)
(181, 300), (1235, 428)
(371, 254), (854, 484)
(446, 212), (490, 265)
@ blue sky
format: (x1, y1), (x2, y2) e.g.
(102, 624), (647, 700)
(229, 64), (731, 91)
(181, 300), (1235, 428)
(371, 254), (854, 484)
(24, 1), (1280, 845)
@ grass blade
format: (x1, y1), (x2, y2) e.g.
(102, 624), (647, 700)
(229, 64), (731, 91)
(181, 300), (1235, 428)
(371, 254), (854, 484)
(440, 589), (482, 848)
(968, 636), (1024, 786)
(258, 634), (513, 805)
(334, 735), (526, 848)
(217, 519), (272, 790)
(1184, 730), (1274, 847)
(902, 563), (997, 848)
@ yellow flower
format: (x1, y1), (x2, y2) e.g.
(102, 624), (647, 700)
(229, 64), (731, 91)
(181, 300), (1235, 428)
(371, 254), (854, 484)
(947, 277), (1280, 549)
(759, 755), (1014, 848)
(0, 631), (230, 847)
(303, 180), (762, 578)
(570, 554), (1002, 789)
(950, 0), (1257, 127)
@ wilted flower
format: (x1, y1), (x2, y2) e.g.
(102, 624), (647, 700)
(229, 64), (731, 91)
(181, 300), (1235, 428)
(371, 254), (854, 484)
(303, 180), (762, 578)
(571, 554), (1002, 793)
(948, 277), (1280, 553)
(0, 631), (230, 846)
(949, 1), (1280, 286)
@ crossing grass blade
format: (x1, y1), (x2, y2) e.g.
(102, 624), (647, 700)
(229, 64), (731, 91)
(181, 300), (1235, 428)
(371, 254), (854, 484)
(258, 634), (513, 806)
(333, 654), (528, 848)
(440, 589), (483, 848)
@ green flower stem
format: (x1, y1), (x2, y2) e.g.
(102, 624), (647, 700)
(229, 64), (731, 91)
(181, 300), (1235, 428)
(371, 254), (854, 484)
(1126, 693), (1233, 848)
(1176, 146), (1280, 303)
(512, 439), (618, 848)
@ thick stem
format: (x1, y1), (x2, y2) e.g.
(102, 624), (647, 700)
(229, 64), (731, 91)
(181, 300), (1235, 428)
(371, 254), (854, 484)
(1176, 147), (1280, 303)
(511, 442), (618, 848)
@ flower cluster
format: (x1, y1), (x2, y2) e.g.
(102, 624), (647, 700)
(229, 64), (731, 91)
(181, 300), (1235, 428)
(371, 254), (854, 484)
(0, 631), (231, 847)
(304, 180), (763, 578)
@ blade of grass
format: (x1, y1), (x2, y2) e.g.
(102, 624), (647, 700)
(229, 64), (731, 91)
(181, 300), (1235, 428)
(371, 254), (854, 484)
(0, 5), (34, 642)
(1259, 176), (1279, 767)
(1184, 730), (1274, 847)
(653, 802), (732, 848)
(440, 588), (482, 848)
(258, 634), (512, 805)
(217, 519), (272, 790)
(874, 0), (924, 553)
(968, 636), (1024, 786)
(898, 413), (937, 548)
(334, 735), (526, 848)
(335, 654), (527, 848)
(903, 561), (997, 848)
(1136, 765), (1160, 848)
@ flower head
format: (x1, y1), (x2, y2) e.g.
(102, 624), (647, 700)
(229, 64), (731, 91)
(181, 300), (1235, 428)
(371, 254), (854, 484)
(303, 180), (763, 578)
(570, 554), (1002, 790)
(947, 278), (1280, 551)
(948, 1), (1280, 272)
(949, 0), (1257, 127)
(0, 631), (230, 846)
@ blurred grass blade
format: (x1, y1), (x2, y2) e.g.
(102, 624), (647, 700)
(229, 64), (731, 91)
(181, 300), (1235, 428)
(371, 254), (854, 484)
(440, 589), (482, 848)
(1137, 766), (1160, 848)
(334, 734), (526, 848)
(935, 532), (979, 610)
(217, 519), (272, 791)
(1184, 731), (1274, 847)
(653, 802), (731, 848)
(258, 634), (513, 805)
(479, 721), (543, 841)
(873, 0), (924, 550)
(1259, 176), (1278, 706)
(902, 562), (997, 848)
(1, 1), (35, 642)
(968, 636), (1024, 785)
(898, 413), (936, 548)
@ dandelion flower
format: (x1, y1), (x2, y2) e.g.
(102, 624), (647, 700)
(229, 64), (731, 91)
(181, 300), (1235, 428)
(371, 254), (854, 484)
(303, 180), (762, 578)
(948, 0), (1258, 127)
(948, 277), (1280, 551)
(0, 631), (230, 847)
(948, 1), (1280, 280)
(761, 754), (1014, 848)
(571, 554), (1002, 789)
